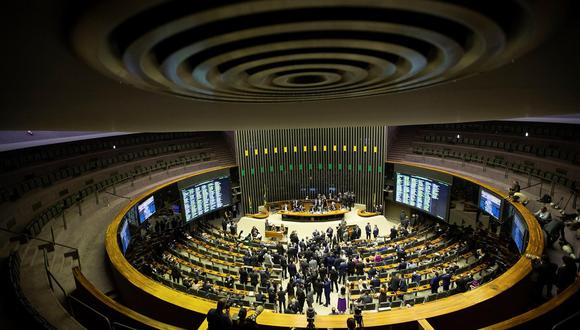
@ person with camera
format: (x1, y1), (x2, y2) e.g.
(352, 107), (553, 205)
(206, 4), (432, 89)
(353, 306), (364, 329)
(306, 306), (317, 329)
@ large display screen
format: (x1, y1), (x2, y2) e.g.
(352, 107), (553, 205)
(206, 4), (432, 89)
(511, 213), (526, 253)
(137, 195), (156, 223)
(479, 188), (502, 220)
(395, 172), (451, 220)
(119, 220), (131, 254)
(182, 176), (232, 222)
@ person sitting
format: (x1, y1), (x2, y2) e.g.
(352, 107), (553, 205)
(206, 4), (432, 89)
(511, 192), (529, 205)
(358, 290), (373, 304)
(510, 180), (521, 193)
(378, 287), (388, 303)
(370, 276), (381, 289)
(411, 271), (421, 284)
(368, 266), (377, 278)
(255, 290), (266, 303)
(535, 207), (552, 224)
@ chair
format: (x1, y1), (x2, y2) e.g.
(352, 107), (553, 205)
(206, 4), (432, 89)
(264, 302), (276, 310)
(415, 296), (425, 304)
(438, 291), (450, 299)
(364, 303), (376, 311)
(379, 302), (391, 309)
(390, 300), (402, 308)
(425, 294), (438, 302)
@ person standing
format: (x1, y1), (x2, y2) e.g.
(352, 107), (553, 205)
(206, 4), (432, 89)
(239, 267), (248, 285)
(430, 272), (440, 294)
(441, 272), (452, 291)
(330, 266), (339, 292)
(280, 254), (288, 279)
(365, 223), (372, 240)
(556, 256), (578, 293)
(296, 284), (306, 313)
(314, 278), (323, 305)
(323, 277), (332, 307)
(339, 259), (348, 284)
(373, 225), (379, 239)
(277, 288), (286, 313)
(337, 286), (347, 314)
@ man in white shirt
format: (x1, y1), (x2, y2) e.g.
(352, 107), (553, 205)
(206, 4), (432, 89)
(534, 206), (552, 224)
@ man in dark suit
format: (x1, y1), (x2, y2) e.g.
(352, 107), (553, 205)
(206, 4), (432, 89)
(441, 272), (452, 291)
(239, 267), (248, 285)
(430, 272), (440, 294)
(323, 277), (332, 307)
(288, 260), (297, 278)
(389, 274), (401, 292)
(206, 299), (232, 329)
(365, 223), (372, 240)
(277, 288), (286, 313)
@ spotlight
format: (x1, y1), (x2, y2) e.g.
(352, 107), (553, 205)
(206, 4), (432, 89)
(456, 134), (460, 139)
(525, 132), (529, 137)
(113, 145), (117, 149)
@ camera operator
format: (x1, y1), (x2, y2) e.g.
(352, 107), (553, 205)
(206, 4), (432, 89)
(306, 306), (317, 329)
(353, 306), (364, 329)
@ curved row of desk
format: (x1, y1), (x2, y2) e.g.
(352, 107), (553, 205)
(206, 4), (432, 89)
(102, 162), (549, 329)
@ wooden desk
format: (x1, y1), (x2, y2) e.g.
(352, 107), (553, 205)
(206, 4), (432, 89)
(265, 230), (285, 240)
(278, 209), (348, 222)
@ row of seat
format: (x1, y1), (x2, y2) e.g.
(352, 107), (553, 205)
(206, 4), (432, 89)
(24, 151), (218, 236)
(411, 146), (577, 189)
(0, 141), (210, 205)
(424, 122), (580, 141)
(0, 132), (206, 172)
(423, 134), (580, 166)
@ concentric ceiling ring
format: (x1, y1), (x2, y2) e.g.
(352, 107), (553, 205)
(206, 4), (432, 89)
(73, 0), (547, 103)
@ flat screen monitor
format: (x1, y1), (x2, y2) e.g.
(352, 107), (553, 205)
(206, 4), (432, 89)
(119, 220), (131, 254)
(181, 176), (232, 222)
(511, 213), (526, 253)
(137, 195), (156, 223)
(395, 172), (451, 220)
(479, 188), (502, 220)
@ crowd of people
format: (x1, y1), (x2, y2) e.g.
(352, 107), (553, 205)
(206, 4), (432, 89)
(283, 191), (357, 213)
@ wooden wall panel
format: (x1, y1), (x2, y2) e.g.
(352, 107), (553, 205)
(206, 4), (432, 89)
(235, 127), (385, 213)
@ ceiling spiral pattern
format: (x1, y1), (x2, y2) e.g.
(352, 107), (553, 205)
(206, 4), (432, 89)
(73, 0), (541, 103)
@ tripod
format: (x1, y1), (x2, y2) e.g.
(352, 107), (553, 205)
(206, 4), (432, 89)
(559, 190), (578, 215)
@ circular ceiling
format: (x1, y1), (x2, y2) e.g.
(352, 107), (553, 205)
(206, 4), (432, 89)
(73, 0), (550, 103)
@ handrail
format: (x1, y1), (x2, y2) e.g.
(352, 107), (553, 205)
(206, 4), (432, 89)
(1, 227), (79, 252)
(72, 267), (184, 330)
(553, 309), (580, 330)
(103, 191), (132, 200)
(112, 322), (139, 330)
(480, 277), (580, 329)
(23, 149), (219, 237)
(69, 295), (112, 330)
